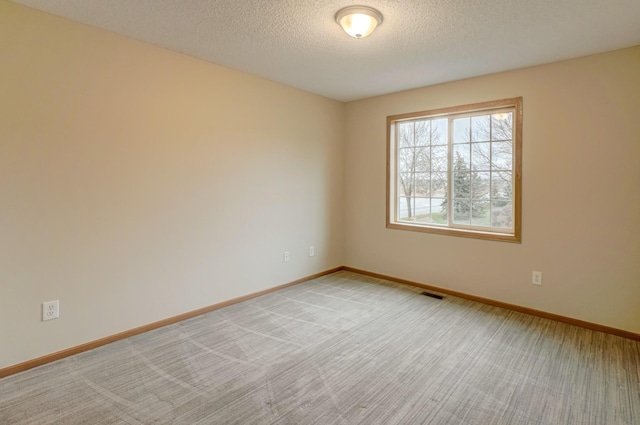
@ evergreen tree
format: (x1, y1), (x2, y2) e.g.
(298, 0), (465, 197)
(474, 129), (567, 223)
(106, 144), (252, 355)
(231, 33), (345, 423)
(441, 152), (487, 220)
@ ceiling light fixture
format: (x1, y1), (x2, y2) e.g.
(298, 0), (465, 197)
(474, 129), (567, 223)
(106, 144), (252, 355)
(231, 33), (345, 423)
(335, 6), (383, 39)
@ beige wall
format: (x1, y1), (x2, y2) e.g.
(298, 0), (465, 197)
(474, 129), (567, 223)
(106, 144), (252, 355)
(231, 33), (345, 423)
(345, 47), (640, 334)
(0, 2), (345, 368)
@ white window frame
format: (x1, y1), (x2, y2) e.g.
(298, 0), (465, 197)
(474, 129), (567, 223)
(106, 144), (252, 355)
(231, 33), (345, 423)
(387, 97), (522, 243)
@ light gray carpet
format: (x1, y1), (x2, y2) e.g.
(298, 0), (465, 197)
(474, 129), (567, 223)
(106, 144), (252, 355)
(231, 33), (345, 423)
(1, 271), (639, 424)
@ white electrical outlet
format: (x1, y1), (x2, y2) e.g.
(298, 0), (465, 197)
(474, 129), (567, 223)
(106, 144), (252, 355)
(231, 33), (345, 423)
(532, 271), (543, 286)
(283, 251), (290, 262)
(309, 246), (315, 257)
(42, 300), (60, 321)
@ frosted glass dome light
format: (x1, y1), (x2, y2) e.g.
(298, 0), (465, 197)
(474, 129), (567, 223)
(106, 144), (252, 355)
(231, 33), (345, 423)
(335, 6), (383, 39)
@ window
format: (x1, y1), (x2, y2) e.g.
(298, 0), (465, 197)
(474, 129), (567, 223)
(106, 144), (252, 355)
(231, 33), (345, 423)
(387, 97), (522, 242)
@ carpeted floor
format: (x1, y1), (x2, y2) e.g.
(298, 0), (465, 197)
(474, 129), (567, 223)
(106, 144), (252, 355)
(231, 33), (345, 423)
(1, 271), (639, 424)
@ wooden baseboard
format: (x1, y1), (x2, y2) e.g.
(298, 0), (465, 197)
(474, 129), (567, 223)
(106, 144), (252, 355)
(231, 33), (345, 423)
(341, 266), (640, 342)
(0, 267), (342, 379)
(3, 265), (637, 380)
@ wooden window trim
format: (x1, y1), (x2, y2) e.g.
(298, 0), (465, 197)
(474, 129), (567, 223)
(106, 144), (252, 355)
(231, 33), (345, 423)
(386, 97), (522, 243)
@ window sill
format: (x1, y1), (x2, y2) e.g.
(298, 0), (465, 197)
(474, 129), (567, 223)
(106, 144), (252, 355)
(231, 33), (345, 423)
(386, 221), (521, 243)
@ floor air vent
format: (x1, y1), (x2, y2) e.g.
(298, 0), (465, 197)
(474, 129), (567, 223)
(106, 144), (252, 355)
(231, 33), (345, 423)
(421, 291), (444, 300)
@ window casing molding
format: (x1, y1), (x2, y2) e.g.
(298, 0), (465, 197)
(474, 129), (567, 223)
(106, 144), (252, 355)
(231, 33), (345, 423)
(387, 97), (522, 243)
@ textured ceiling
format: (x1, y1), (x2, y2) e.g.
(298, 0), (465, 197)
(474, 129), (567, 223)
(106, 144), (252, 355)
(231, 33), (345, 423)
(10, 0), (640, 102)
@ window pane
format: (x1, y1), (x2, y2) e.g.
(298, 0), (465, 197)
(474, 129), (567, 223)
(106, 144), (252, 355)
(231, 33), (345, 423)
(399, 197), (413, 220)
(491, 200), (513, 228)
(492, 113), (512, 141)
(398, 147), (414, 173)
(415, 173), (430, 196)
(415, 198), (430, 218)
(492, 141), (512, 170)
(453, 145), (470, 168)
(453, 171), (471, 199)
(414, 214), (432, 223)
(414, 120), (430, 146)
(432, 172), (447, 197)
(471, 115), (491, 142)
(399, 173), (414, 196)
(431, 198), (447, 224)
(492, 171), (512, 201)
(453, 117), (470, 143)
(432, 119), (447, 145)
(471, 142), (491, 171)
(471, 201), (490, 226)
(431, 145), (448, 173)
(453, 200), (471, 224)
(398, 122), (414, 147)
(414, 146), (430, 172)
(472, 172), (490, 199)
